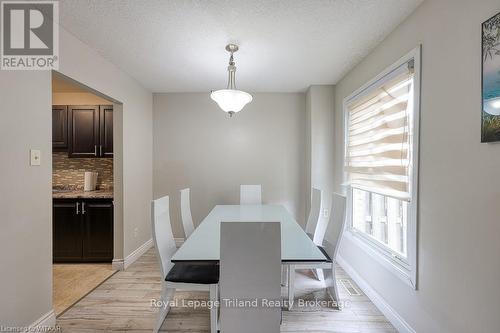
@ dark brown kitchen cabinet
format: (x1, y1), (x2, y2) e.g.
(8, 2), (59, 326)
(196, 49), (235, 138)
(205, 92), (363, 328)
(53, 200), (82, 261)
(67, 105), (113, 158)
(82, 201), (114, 261)
(53, 199), (113, 262)
(52, 105), (68, 150)
(99, 105), (113, 157)
(68, 105), (100, 157)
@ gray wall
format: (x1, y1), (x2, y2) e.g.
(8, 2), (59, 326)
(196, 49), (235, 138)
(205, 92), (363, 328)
(153, 93), (306, 237)
(0, 71), (53, 327)
(0, 27), (153, 327)
(334, 0), (500, 331)
(59, 28), (153, 259)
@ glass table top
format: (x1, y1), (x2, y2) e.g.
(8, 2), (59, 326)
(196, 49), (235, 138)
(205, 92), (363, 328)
(171, 205), (328, 263)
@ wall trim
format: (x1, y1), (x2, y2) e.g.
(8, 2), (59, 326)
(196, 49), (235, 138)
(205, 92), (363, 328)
(112, 258), (124, 271)
(30, 309), (56, 330)
(337, 255), (415, 333)
(124, 238), (153, 269)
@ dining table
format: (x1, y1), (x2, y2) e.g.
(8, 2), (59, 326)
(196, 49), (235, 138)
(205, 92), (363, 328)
(171, 204), (329, 309)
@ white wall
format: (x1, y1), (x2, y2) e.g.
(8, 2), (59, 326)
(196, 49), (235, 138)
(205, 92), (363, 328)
(153, 93), (306, 237)
(306, 86), (335, 242)
(0, 26), (153, 327)
(334, 0), (500, 332)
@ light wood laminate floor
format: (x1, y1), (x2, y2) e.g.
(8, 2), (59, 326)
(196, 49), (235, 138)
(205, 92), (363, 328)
(57, 249), (396, 332)
(53, 263), (116, 316)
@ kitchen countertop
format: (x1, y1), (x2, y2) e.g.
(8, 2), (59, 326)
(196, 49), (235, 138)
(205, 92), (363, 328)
(53, 189), (114, 199)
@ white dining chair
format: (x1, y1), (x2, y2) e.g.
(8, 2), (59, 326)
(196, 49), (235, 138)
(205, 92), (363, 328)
(151, 195), (219, 333)
(240, 184), (262, 205)
(180, 188), (195, 239)
(287, 193), (346, 310)
(220, 222), (281, 333)
(282, 188), (322, 286)
(303, 188), (323, 280)
(305, 188), (322, 239)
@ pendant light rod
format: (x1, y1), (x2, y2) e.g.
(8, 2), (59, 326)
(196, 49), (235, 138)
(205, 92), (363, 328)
(226, 44), (238, 90)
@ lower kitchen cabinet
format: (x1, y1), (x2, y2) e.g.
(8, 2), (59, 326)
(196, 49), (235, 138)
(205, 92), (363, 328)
(53, 201), (83, 261)
(53, 198), (113, 262)
(82, 200), (114, 261)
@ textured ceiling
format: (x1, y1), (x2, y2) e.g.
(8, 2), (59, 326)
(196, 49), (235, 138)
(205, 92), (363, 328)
(59, 0), (423, 92)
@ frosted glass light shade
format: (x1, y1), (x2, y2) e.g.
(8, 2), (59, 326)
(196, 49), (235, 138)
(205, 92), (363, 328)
(210, 89), (252, 113)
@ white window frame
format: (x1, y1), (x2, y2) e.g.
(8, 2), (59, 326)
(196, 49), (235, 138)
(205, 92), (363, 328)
(343, 46), (421, 289)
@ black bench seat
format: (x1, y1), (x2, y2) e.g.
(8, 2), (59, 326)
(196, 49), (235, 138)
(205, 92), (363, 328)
(166, 264), (219, 284)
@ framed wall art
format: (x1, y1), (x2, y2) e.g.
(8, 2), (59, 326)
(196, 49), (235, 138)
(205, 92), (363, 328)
(482, 12), (500, 142)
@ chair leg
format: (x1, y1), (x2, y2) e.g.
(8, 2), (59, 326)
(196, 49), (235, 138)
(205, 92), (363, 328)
(287, 264), (295, 310)
(325, 263), (341, 310)
(209, 284), (218, 333)
(154, 284), (175, 333)
(313, 268), (325, 281)
(281, 265), (288, 286)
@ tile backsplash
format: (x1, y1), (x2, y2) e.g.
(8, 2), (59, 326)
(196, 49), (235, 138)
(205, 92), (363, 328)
(52, 152), (113, 190)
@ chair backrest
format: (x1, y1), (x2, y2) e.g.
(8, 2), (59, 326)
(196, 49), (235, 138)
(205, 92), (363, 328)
(305, 188), (322, 237)
(180, 188), (195, 239)
(151, 195), (177, 279)
(323, 193), (347, 261)
(220, 222), (281, 333)
(240, 184), (262, 205)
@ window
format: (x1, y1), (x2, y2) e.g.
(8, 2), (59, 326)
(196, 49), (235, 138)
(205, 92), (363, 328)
(352, 188), (408, 256)
(344, 47), (420, 288)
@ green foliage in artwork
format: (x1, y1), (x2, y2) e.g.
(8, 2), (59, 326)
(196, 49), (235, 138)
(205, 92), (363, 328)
(483, 13), (500, 62)
(482, 112), (500, 142)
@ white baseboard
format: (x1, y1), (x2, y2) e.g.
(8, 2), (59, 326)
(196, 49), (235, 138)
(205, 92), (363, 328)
(124, 238), (153, 269)
(30, 309), (56, 330)
(174, 237), (185, 248)
(112, 258), (124, 271)
(337, 255), (415, 333)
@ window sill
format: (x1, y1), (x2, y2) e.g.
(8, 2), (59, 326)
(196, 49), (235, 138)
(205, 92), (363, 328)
(344, 230), (416, 289)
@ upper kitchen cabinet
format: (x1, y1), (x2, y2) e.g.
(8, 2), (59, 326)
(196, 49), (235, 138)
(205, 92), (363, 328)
(52, 105), (68, 150)
(68, 105), (100, 157)
(67, 105), (113, 158)
(99, 105), (113, 157)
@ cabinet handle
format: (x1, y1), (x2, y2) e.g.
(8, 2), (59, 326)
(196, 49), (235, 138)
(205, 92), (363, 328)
(100, 145), (103, 157)
(94, 145), (97, 156)
(82, 202), (86, 215)
(76, 202), (80, 215)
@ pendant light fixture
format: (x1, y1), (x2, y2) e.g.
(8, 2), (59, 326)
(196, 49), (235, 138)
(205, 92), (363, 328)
(210, 44), (252, 117)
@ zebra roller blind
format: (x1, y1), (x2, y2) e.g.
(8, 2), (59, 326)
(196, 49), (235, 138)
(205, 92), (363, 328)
(345, 60), (415, 201)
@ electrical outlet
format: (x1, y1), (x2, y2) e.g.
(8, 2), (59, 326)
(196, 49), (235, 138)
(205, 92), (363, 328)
(134, 227), (138, 238)
(323, 209), (329, 218)
(30, 149), (41, 166)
